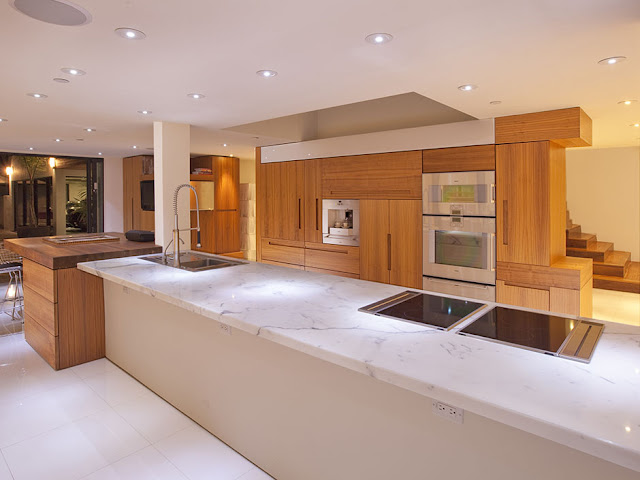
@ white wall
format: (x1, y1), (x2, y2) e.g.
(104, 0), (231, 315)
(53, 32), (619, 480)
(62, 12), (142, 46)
(103, 156), (123, 233)
(566, 146), (640, 261)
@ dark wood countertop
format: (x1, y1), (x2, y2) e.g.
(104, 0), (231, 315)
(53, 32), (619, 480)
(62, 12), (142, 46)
(4, 232), (162, 269)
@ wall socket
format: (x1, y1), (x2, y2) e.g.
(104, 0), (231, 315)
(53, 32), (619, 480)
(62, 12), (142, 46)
(218, 322), (232, 336)
(432, 400), (464, 424)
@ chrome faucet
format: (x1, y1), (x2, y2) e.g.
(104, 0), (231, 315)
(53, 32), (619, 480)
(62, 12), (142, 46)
(170, 183), (201, 267)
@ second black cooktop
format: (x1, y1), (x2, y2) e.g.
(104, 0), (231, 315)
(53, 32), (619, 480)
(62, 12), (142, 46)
(359, 291), (486, 330)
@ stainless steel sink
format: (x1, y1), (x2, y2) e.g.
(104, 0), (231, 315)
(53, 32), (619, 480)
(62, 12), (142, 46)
(141, 252), (245, 272)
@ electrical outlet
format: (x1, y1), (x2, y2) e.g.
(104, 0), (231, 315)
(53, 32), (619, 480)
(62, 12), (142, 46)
(219, 322), (232, 336)
(432, 400), (464, 424)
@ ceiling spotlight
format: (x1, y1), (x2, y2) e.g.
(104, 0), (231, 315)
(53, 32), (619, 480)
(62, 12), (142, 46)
(132, 145), (138, 149)
(257, 69), (277, 78)
(365, 33), (393, 45)
(27, 93), (48, 98)
(631, 123), (640, 128)
(187, 93), (205, 99)
(29, 147), (33, 151)
(458, 84), (478, 92)
(53, 78), (69, 83)
(137, 110), (152, 115)
(115, 27), (146, 40)
(55, 138), (62, 142)
(223, 143), (227, 147)
(84, 128), (95, 132)
(618, 99), (638, 105)
(0, 118), (7, 122)
(598, 56), (627, 65)
(49, 157), (56, 168)
(61, 67), (85, 76)
(98, 152), (102, 155)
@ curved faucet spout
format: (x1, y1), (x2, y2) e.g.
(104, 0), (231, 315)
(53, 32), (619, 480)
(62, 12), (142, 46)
(171, 183), (201, 267)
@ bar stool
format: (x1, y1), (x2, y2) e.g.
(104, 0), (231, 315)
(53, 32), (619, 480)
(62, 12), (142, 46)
(0, 246), (23, 321)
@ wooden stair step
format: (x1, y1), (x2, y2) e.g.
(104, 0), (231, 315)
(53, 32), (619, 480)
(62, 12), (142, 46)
(593, 250), (631, 277)
(566, 223), (581, 235)
(594, 261), (640, 294)
(566, 232), (597, 249)
(566, 241), (613, 262)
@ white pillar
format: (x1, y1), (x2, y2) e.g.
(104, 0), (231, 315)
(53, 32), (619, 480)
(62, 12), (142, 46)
(153, 122), (190, 248)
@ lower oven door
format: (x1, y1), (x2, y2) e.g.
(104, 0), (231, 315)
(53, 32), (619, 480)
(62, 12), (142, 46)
(423, 215), (496, 285)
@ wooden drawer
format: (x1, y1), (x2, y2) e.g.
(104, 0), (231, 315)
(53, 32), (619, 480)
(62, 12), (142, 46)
(23, 286), (57, 335)
(496, 280), (550, 311)
(262, 259), (305, 270)
(304, 243), (360, 275)
(23, 259), (56, 302)
(24, 313), (58, 369)
(261, 238), (305, 266)
(422, 145), (495, 173)
(305, 266), (359, 279)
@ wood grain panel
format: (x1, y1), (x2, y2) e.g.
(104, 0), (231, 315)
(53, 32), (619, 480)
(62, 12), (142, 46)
(389, 200), (422, 289)
(5, 234), (162, 270)
(580, 279), (593, 318)
(322, 151), (422, 199)
(359, 199), (390, 284)
(262, 259), (305, 270)
(191, 210), (216, 253)
(215, 210), (240, 253)
(304, 243), (360, 275)
(495, 107), (592, 147)
(549, 287), (580, 316)
(122, 157), (134, 232)
(214, 156), (240, 210)
(256, 147), (263, 261)
(23, 286), (57, 335)
(422, 145), (495, 173)
(549, 142), (566, 263)
(496, 142), (550, 266)
(260, 160), (305, 243)
(261, 238), (305, 266)
(496, 280), (550, 311)
(220, 251), (244, 259)
(22, 258), (56, 301)
(304, 159), (323, 244)
(305, 266), (360, 279)
(496, 261), (587, 290)
(551, 257), (593, 288)
(56, 267), (105, 369)
(24, 313), (58, 369)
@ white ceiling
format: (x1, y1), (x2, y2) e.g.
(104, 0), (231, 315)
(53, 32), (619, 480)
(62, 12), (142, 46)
(0, 0), (638, 161)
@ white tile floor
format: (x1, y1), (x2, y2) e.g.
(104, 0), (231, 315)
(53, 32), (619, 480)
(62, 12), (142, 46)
(0, 333), (273, 480)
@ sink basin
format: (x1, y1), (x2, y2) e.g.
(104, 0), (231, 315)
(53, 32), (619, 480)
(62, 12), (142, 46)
(141, 252), (245, 272)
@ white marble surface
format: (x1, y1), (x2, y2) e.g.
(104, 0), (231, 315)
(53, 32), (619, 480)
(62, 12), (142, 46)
(78, 255), (640, 473)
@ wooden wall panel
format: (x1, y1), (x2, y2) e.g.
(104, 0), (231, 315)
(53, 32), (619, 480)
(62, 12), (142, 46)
(422, 145), (495, 173)
(359, 200), (390, 284)
(495, 107), (592, 147)
(322, 151), (422, 199)
(260, 160), (304, 244)
(389, 200), (422, 289)
(214, 156), (240, 210)
(549, 287), (580, 316)
(549, 142), (567, 264)
(496, 280), (550, 311)
(215, 210), (240, 254)
(304, 159), (323, 244)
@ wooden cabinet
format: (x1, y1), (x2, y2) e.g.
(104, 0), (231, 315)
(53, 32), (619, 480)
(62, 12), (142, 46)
(496, 280), (550, 311)
(496, 141), (566, 267)
(123, 155), (155, 232)
(422, 145), (495, 173)
(322, 151), (422, 199)
(360, 199), (422, 289)
(304, 242), (360, 277)
(258, 160), (305, 246)
(261, 238), (305, 266)
(304, 159), (323, 244)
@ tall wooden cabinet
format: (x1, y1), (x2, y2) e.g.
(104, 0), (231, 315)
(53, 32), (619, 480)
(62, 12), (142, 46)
(304, 159), (323, 244)
(123, 155), (155, 232)
(359, 199), (422, 289)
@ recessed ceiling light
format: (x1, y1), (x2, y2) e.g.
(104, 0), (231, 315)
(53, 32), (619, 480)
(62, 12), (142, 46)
(598, 56), (627, 65)
(458, 84), (477, 92)
(631, 123), (640, 128)
(27, 93), (47, 98)
(132, 145), (138, 149)
(618, 99), (638, 105)
(53, 77), (69, 83)
(98, 152), (102, 155)
(61, 67), (85, 76)
(84, 128), (95, 132)
(489, 100), (502, 105)
(137, 110), (152, 115)
(365, 33), (393, 45)
(55, 138), (62, 142)
(223, 143), (228, 147)
(0, 118), (7, 122)
(10, 0), (92, 26)
(115, 27), (146, 40)
(256, 69), (277, 78)
(187, 93), (205, 99)
(29, 147), (33, 150)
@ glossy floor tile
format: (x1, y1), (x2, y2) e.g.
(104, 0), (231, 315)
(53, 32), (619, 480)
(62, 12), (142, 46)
(0, 334), (274, 480)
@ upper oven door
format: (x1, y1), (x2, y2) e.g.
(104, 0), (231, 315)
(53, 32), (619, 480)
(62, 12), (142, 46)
(423, 215), (496, 285)
(422, 171), (495, 217)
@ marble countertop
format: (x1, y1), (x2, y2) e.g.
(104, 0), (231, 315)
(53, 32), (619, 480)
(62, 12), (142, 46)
(78, 255), (640, 472)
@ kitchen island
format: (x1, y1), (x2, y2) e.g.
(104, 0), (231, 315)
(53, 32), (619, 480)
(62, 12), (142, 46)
(5, 233), (161, 369)
(78, 255), (640, 480)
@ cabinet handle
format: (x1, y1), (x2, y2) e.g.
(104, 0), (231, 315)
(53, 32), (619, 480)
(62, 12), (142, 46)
(131, 198), (134, 229)
(387, 233), (392, 271)
(315, 198), (319, 231)
(298, 198), (302, 229)
(502, 200), (508, 245)
(306, 246), (348, 254)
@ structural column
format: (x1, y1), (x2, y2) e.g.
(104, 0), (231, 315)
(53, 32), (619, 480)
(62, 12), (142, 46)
(153, 122), (191, 248)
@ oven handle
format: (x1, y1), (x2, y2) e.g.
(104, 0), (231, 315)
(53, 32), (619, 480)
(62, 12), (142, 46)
(491, 233), (496, 270)
(491, 183), (496, 203)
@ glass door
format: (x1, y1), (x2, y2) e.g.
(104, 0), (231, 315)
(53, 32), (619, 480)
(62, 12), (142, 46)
(85, 158), (104, 233)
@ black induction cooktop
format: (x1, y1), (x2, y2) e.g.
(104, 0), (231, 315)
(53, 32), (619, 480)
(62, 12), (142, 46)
(458, 307), (604, 363)
(359, 291), (486, 331)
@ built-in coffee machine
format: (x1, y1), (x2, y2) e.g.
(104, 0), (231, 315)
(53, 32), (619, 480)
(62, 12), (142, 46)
(322, 199), (359, 246)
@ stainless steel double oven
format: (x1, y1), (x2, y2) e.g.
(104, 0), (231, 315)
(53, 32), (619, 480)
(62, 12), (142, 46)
(422, 171), (496, 301)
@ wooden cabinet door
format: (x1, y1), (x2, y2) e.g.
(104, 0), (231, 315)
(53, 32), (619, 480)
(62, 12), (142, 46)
(304, 159), (323, 243)
(260, 161), (305, 244)
(496, 142), (550, 266)
(360, 199), (390, 284)
(389, 200), (422, 289)
(496, 280), (550, 311)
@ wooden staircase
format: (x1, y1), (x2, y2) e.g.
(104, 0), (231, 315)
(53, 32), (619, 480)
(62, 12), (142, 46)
(566, 212), (639, 294)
